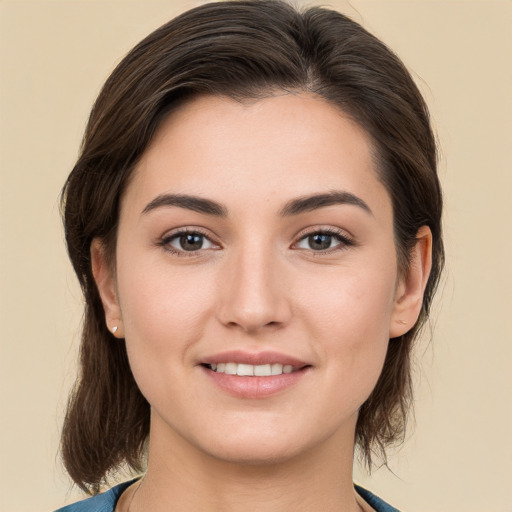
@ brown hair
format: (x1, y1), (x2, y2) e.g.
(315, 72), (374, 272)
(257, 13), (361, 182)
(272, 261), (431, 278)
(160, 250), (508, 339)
(61, 0), (444, 493)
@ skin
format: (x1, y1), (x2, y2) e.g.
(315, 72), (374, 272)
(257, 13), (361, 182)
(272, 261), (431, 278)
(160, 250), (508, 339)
(92, 93), (432, 512)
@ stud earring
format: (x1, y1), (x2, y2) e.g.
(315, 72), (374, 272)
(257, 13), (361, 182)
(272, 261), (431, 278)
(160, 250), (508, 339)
(112, 326), (118, 333)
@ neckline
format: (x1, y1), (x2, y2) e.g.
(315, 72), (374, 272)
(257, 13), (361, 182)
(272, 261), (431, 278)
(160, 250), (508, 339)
(110, 479), (396, 512)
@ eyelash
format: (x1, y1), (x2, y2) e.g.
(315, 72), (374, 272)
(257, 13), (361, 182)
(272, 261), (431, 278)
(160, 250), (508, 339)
(293, 227), (355, 254)
(157, 227), (355, 257)
(157, 228), (217, 257)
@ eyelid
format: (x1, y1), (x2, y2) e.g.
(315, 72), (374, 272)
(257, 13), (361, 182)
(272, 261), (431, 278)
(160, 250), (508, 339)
(292, 226), (355, 252)
(157, 226), (221, 256)
(156, 225), (354, 256)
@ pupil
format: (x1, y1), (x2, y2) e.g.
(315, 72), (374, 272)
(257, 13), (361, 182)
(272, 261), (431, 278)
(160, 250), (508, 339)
(180, 234), (203, 250)
(309, 234), (331, 250)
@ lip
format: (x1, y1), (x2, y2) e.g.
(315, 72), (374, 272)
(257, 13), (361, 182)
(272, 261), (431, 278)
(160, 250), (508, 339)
(199, 350), (312, 399)
(200, 350), (309, 368)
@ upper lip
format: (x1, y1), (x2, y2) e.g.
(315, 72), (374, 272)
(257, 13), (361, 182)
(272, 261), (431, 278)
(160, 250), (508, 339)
(200, 350), (310, 368)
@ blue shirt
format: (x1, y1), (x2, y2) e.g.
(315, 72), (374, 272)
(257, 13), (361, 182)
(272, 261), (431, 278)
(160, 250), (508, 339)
(55, 480), (400, 511)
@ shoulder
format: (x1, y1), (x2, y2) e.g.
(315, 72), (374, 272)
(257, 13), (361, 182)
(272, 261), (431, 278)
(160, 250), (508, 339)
(54, 480), (136, 512)
(355, 485), (401, 512)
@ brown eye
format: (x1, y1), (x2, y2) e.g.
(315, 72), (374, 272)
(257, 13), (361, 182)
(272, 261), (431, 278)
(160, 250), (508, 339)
(163, 231), (216, 253)
(295, 230), (354, 252)
(178, 233), (204, 251)
(307, 233), (333, 250)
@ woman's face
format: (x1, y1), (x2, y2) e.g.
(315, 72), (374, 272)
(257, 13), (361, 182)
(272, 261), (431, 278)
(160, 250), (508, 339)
(95, 93), (417, 464)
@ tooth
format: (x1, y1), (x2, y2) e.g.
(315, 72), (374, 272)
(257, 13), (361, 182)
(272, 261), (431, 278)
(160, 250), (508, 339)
(225, 362), (237, 375)
(213, 362), (294, 376)
(271, 363), (283, 375)
(254, 364), (272, 376)
(237, 363), (254, 376)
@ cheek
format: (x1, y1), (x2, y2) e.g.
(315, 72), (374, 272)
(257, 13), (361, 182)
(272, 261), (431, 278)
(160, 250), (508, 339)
(298, 261), (397, 338)
(115, 254), (215, 381)
(297, 263), (396, 396)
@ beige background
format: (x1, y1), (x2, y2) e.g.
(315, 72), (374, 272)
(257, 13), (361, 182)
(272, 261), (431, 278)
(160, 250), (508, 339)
(1, 1), (511, 511)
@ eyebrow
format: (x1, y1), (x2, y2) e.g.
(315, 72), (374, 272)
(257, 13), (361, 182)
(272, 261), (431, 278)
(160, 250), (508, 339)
(142, 194), (228, 217)
(141, 190), (372, 218)
(279, 191), (373, 217)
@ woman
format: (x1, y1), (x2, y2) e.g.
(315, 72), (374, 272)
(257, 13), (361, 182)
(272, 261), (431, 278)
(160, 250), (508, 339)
(56, 1), (443, 511)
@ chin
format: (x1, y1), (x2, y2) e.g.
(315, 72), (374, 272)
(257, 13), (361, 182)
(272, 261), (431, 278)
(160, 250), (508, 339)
(204, 438), (305, 467)
(192, 418), (341, 468)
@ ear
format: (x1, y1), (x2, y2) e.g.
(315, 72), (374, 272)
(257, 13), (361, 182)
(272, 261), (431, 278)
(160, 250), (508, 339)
(90, 238), (124, 338)
(389, 226), (433, 338)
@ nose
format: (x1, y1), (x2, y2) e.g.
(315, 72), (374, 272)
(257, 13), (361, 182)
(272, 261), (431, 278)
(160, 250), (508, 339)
(216, 243), (292, 333)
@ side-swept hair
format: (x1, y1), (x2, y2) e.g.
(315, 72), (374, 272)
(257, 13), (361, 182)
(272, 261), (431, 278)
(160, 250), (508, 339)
(61, 0), (443, 493)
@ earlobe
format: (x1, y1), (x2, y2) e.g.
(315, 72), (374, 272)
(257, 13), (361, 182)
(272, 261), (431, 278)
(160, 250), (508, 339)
(389, 226), (433, 338)
(90, 238), (124, 338)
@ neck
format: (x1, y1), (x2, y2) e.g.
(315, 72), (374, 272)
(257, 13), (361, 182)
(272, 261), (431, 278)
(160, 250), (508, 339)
(128, 414), (365, 512)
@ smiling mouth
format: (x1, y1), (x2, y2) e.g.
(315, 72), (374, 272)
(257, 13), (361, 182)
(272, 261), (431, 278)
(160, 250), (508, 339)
(203, 363), (305, 376)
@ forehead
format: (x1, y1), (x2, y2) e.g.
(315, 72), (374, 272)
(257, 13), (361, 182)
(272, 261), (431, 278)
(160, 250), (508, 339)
(124, 93), (390, 218)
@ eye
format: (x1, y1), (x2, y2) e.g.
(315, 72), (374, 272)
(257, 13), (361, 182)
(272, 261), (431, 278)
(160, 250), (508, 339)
(160, 230), (217, 254)
(295, 230), (353, 252)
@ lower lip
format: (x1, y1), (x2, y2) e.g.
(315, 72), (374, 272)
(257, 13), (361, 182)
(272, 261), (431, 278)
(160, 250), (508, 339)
(201, 366), (310, 399)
